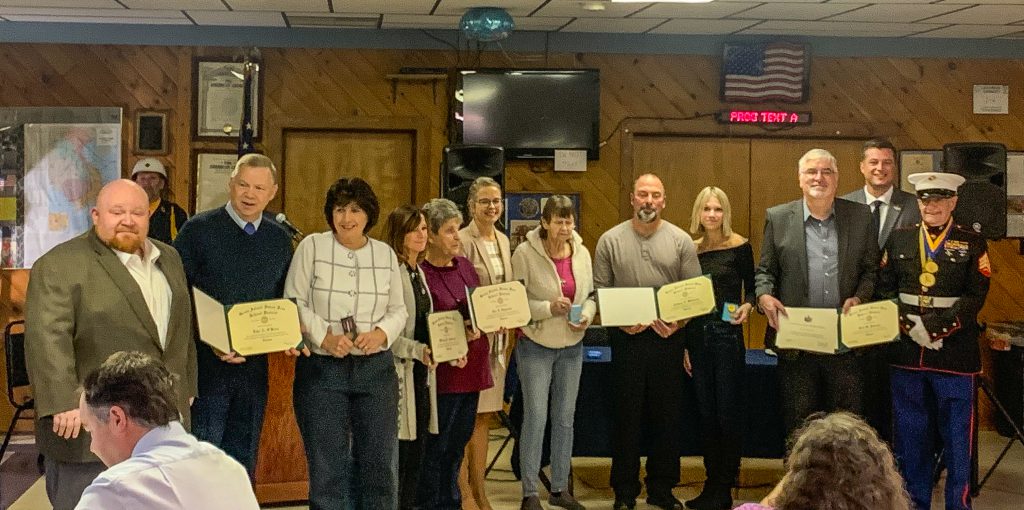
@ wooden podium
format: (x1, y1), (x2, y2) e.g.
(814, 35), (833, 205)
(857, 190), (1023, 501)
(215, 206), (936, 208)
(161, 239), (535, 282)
(254, 353), (308, 504)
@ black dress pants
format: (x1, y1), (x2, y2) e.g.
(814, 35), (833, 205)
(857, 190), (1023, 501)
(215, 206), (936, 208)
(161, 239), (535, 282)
(778, 351), (864, 436)
(609, 328), (686, 500)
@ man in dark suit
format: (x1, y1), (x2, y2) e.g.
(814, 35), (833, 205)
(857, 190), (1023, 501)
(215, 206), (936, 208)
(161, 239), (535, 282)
(755, 149), (880, 435)
(25, 179), (197, 510)
(840, 139), (920, 248)
(840, 138), (920, 441)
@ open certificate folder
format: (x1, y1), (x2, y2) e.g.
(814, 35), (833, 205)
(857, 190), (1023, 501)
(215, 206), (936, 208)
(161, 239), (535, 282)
(192, 287), (303, 356)
(776, 300), (899, 354)
(596, 275), (716, 327)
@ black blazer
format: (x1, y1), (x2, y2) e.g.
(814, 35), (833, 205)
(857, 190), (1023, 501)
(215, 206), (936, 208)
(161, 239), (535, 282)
(840, 187), (920, 248)
(755, 198), (881, 309)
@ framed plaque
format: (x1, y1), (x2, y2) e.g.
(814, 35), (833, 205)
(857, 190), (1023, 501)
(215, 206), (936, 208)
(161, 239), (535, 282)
(193, 150), (238, 213)
(134, 110), (168, 155)
(192, 58), (261, 141)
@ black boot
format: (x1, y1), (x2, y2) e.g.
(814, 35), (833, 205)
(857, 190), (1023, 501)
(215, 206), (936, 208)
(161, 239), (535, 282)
(685, 485), (732, 510)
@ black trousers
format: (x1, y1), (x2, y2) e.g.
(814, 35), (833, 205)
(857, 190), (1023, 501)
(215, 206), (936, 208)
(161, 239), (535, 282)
(688, 319), (745, 490)
(609, 328), (686, 500)
(859, 344), (894, 442)
(778, 351), (864, 436)
(398, 363), (430, 510)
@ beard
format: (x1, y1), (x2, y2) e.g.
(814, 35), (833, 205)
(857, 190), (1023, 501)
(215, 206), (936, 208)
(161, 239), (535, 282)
(106, 231), (143, 254)
(637, 207), (658, 223)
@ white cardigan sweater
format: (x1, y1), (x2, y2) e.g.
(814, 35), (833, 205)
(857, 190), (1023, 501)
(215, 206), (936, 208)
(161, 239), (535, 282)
(392, 263), (439, 440)
(511, 227), (596, 349)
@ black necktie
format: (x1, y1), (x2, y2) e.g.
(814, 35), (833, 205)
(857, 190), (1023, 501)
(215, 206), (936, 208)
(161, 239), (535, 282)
(871, 200), (883, 236)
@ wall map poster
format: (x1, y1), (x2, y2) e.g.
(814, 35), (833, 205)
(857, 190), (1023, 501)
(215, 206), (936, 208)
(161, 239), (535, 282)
(504, 192), (581, 254)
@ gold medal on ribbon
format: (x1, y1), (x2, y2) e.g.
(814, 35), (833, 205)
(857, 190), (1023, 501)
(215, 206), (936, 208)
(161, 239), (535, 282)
(924, 260), (939, 273)
(919, 272), (936, 287)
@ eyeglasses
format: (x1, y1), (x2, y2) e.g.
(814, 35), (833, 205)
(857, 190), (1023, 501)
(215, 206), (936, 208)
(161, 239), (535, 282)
(801, 169), (836, 177)
(476, 199), (503, 207)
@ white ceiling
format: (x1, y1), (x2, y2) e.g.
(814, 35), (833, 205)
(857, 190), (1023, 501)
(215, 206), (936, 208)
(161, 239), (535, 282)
(1, 0), (1024, 39)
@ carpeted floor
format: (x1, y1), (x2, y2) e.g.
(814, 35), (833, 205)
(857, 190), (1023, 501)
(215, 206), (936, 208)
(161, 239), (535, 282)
(0, 435), (42, 510)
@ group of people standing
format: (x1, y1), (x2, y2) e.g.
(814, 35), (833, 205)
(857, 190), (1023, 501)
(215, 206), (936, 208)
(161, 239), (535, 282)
(24, 138), (990, 510)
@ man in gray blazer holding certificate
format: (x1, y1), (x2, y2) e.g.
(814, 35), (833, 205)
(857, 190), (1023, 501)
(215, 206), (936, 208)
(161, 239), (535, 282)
(840, 139), (920, 441)
(755, 149), (881, 436)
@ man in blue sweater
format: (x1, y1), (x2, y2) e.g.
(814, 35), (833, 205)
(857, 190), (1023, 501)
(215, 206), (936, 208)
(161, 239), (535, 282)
(174, 153), (294, 478)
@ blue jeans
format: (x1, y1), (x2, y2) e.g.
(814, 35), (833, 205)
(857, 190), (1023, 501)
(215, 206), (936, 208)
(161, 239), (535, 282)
(688, 318), (744, 490)
(417, 391), (479, 510)
(517, 337), (583, 497)
(191, 354), (268, 478)
(293, 352), (399, 510)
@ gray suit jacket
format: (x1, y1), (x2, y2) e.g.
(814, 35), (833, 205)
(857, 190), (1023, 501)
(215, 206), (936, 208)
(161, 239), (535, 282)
(25, 229), (197, 462)
(841, 187), (920, 248)
(755, 198), (881, 311)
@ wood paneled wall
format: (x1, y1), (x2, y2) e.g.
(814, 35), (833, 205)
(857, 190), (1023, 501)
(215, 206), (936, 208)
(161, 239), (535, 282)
(2, 44), (1023, 431)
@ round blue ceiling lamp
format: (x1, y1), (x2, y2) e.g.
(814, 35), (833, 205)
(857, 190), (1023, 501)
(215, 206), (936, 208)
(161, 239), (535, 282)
(459, 7), (515, 42)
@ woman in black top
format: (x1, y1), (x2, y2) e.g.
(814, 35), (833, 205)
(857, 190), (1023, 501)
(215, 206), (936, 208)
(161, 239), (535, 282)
(684, 186), (755, 510)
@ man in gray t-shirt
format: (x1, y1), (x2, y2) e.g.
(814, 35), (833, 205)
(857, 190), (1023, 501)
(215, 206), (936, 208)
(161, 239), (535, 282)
(593, 173), (701, 510)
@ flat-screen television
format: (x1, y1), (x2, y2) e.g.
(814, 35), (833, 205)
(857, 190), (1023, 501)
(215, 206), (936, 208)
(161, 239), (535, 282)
(452, 69), (601, 160)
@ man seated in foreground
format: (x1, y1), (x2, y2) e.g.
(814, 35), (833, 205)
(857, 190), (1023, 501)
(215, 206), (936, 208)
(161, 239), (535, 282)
(75, 351), (259, 510)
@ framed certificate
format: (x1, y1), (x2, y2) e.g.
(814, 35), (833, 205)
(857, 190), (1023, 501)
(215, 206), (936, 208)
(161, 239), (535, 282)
(192, 151), (237, 213)
(192, 58), (261, 141)
(192, 287), (302, 356)
(427, 310), (469, 363)
(134, 110), (168, 155)
(898, 150), (942, 194)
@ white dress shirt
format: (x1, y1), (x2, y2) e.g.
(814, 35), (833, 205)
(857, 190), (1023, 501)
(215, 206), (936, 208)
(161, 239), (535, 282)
(114, 239), (171, 348)
(75, 421), (259, 510)
(864, 185), (895, 235)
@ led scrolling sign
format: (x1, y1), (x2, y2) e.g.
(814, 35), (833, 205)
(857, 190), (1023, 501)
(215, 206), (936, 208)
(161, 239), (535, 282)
(717, 110), (812, 125)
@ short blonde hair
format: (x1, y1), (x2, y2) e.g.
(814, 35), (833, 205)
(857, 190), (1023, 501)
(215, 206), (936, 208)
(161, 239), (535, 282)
(689, 186), (733, 237)
(232, 153), (279, 184)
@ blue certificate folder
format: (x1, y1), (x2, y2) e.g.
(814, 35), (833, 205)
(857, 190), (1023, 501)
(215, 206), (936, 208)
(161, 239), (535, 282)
(192, 287), (303, 356)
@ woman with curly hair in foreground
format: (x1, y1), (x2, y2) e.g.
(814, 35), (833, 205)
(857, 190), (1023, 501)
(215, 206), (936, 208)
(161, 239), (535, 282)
(736, 412), (911, 510)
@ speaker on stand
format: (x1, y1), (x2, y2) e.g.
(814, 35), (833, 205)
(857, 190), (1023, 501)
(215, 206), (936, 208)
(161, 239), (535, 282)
(441, 144), (504, 226)
(943, 142), (1007, 239)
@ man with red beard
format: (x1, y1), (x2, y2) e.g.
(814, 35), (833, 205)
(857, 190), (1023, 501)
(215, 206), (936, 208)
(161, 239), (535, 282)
(26, 179), (197, 510)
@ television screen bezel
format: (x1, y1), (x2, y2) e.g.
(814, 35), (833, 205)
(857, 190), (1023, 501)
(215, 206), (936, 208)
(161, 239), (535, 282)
(450, 68), (601, 161)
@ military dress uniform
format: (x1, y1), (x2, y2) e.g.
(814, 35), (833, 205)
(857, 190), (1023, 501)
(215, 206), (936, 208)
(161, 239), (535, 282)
(879, 216), (990, 510)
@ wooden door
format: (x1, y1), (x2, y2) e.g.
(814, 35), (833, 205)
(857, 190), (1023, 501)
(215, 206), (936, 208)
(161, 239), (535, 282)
(254, 128), (415, 504)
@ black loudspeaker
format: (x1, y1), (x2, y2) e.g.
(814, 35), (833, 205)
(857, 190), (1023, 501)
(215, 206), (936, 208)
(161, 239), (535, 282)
(993, 346), (1024, 438)
(442, 144), (504, 222)
(943, 142), (1007, 239)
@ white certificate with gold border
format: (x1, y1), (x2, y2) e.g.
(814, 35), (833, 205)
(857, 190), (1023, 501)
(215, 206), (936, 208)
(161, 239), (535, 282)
(776, 307), (839, 354)
(193, 288), (302, 356)
(840, 300), (899, 348)
(656, 275), (716, 323)
(427, 310), (469, 363)
(466, 280), (531, 333)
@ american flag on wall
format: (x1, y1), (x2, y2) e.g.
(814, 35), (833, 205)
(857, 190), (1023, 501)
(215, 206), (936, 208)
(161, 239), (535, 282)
(721, 42), (809, 104)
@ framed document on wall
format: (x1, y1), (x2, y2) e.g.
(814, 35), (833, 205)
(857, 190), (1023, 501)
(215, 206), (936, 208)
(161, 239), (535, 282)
(898, 150), (942, 194)
(134, 111), (168, 155)
(192, 58), (261, 141)
(193, 151), (238, 213)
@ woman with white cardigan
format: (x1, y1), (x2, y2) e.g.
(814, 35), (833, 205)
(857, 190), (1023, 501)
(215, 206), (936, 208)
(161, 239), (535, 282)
(384, 205), (440, 510)
(511, 195), (595, 510)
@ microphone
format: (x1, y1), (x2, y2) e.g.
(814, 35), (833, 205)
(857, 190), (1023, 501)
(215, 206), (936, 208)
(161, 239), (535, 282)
(274, 213), (304, 240)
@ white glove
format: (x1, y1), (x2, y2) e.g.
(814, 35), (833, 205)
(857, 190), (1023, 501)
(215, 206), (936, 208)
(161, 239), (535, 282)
(906, 314), (941, 350)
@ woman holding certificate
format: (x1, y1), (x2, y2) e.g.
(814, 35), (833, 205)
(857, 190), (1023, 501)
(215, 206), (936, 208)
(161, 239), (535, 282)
(457, 176), (513, 510)
(384, 205), (439, 510)
(683, 186), (755, 510)
(284, 178), (408, 510)
(417, 198), (491, 510)
(511, 195), (595, 510)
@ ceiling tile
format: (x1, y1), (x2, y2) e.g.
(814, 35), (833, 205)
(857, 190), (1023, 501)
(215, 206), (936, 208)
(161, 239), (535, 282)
(826, 4), (968, 23)
(0, 7), (184, 17)
(188, 10), (286, 26)
(649, 18), (761, 34)
(910, 23), (1024, 37)
(224, 0), (328, 12)
(827, 0), (939, 3)
(636, 3), (763, 19)
(382, 14), (461, 29)
(922, 5), (1024, 24)
(730, 3), (868, 21)
(938, 0), (1024, 4)
(0, 0), (121, 7)
(121, 0), (222, 9)
(530, 2), (646, 18)
(511, 16), (572, 30)
(740, 20), (929, 37)
(330, 0), (432, 15)
(560, 17), (665, 33)
(432, 0), (544, 17)
(1, 14), (190, 23)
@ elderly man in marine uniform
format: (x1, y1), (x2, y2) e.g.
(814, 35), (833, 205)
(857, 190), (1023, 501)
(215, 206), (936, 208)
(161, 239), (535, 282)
(878, 171), (990, 510)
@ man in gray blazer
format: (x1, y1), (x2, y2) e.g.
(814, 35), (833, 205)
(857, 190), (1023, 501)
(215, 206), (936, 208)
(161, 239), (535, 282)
(840, 139), (920, 441)
(755, 149), (880, 435)
(841, 138), (921, 248)
(25, 179), (197, 510)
